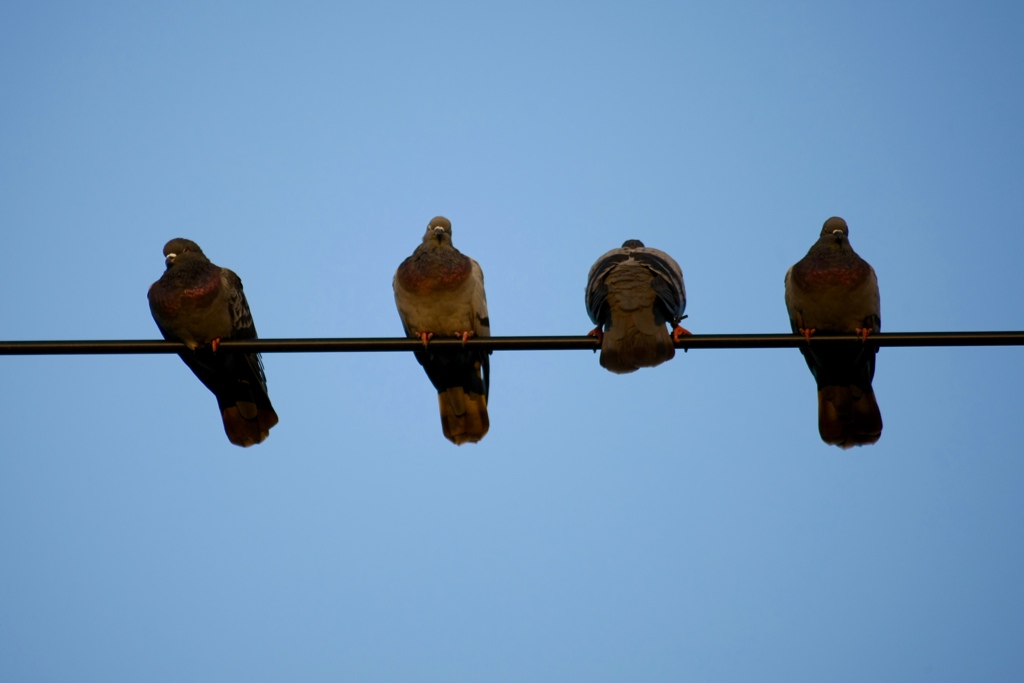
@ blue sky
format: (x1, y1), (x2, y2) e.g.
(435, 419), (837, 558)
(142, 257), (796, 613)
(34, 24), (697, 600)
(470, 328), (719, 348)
(2, 2), (1024, 681)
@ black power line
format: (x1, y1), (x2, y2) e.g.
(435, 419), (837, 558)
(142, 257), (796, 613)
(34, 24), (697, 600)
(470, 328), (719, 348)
(1, 331), (1023, 355)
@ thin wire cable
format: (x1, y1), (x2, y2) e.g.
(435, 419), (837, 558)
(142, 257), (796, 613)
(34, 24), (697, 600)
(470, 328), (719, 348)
(1, 331), (1023, 355)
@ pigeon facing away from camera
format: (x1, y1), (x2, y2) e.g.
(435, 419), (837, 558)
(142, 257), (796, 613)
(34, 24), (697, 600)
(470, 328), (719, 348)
(785, 217), (882, 448)
(585, 239), (689, 374)
(148, 238), (279, 447)
(393, 216), (490, 445)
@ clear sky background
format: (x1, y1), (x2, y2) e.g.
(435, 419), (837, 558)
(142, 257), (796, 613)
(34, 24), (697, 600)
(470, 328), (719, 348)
(2, 2), (1023, 681)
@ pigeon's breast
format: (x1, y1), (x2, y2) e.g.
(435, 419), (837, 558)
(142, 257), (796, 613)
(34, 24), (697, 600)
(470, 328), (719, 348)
(791, 258), (871, 291)
(181, 277), (221, 308)
(150, 272), (221, 317)
(394, 250), (484, 337)
(397, 252), (472, 294)
(149, 270), (230, 347)
(788, 259), (878, 333)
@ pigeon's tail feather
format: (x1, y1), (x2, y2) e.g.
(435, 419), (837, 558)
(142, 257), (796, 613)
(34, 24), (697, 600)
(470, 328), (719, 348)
(221, 401), (279, 447)
(215, 378), (279, 448)
(600, 309), (675, 374)
(817, 384), (882, 449)
(178, 349), (278, 447)
(414, 348), (489, 444)
(438, 388), (489, 445)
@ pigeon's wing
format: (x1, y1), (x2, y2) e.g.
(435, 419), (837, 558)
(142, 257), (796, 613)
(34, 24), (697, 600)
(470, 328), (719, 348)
(392, 268), (417, 338)
(783, 265), (806, 334)
(635, 247), (686, 324)
(469, 257), (490, 338)
(224, 269), (257, 340)
(585, 248), (631, 325)
(222, 268), (269, 390)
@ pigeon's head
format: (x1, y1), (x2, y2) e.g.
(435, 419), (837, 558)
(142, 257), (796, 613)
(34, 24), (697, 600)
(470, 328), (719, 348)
(161, 238), (206, 268)
(423, 216), (453, 247)
(819, 216), (849, 243)
(621, 239), (645, 249)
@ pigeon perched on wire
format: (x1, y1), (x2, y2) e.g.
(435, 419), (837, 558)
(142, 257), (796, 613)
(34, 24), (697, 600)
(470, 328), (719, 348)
(393, 216), (490, 445)
(148, 238), (278, 447)
(585, 239), (689, 374)
(785, 217), (882, 448)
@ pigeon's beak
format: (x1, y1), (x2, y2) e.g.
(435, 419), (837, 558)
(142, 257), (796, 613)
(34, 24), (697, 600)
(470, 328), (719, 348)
(432, 227), (445, 241)
(165, 253), (177, 268)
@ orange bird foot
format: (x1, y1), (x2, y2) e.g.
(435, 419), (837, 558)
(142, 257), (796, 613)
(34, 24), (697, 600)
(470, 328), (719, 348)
(456, 331), (474, 345)
(799, 327), (815, 343)
(210, 338), (221, 352)
(855, 327), (874, 342)
(417, 332), (434, 347)
(671, 325), (692, 343)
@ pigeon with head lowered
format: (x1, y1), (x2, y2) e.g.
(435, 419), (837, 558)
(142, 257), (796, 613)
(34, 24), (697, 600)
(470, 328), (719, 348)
(785, 216), (882, 448)
(393, 216), (490, 445)
(148, 238), (278, 447)
(585, 239), (689, 374)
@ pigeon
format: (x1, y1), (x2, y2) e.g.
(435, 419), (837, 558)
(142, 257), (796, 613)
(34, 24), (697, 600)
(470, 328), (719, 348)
(585, 239), (689, 374)
(393, 216), (490, 445)
(148, 238), (278, 447)
(785, 217), (882, 448)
